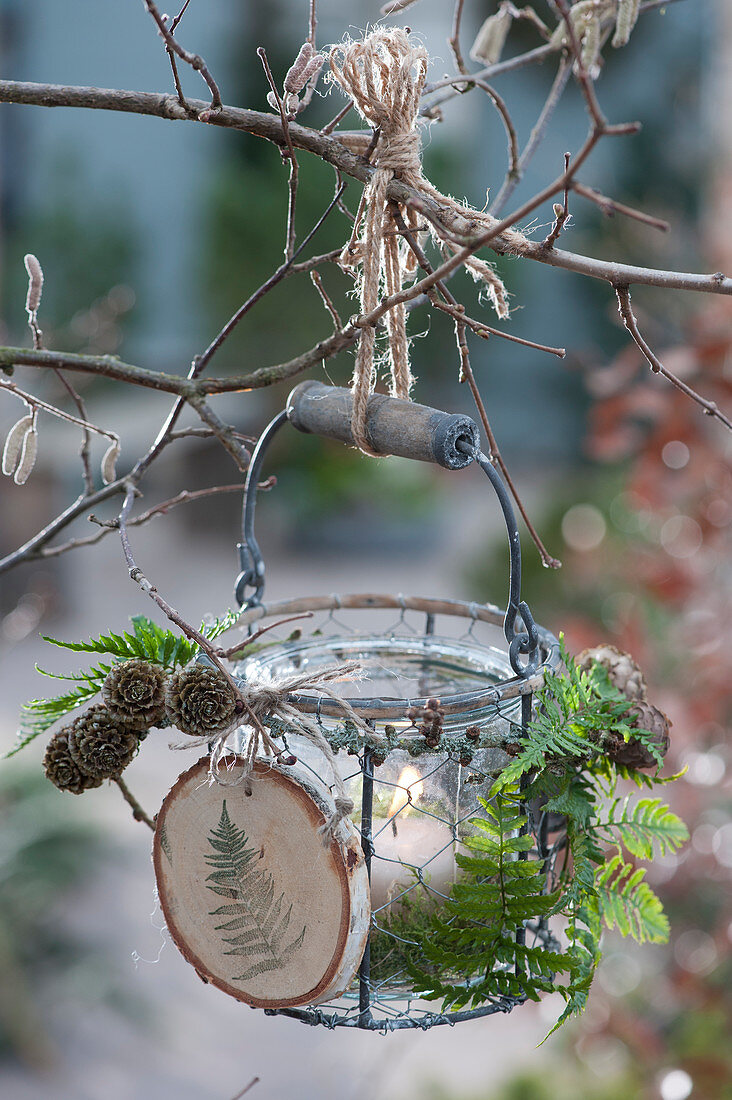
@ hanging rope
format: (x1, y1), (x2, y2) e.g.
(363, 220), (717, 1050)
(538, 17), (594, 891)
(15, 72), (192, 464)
(329, 27), (530, 454)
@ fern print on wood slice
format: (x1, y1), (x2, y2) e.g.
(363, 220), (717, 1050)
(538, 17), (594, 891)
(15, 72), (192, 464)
(153, 757), (370, 1009)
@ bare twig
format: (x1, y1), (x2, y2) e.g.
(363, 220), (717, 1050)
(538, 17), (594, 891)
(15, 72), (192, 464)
(307, 0), (317, 47)
(288, 247), (342, 273)
(542, 152), (571, 248)
(187, 397), (250, 470)
(615, 286), (732, 431)
(422, 0), (685, 104)
(27, 484), (244, 560)
(428, 296), (565, 358)
(141, 0), (222, 111)
(51, 369), (95, 494)
(0, 482), (126, 575)
(114, 776), (155, 832)
(474, 79), (520, 183)
(0, 376), (120, 446)
(118, 484), (238, 690)
(192, 174), (346, 380)
(228, 1078), (260, 1100)
(460, 343), (562, 568)
(310, 270), (343, 329)
(257, 47), (299, 260)
(321, 99), (353, 134)
(424, 42), (555, 103)
(215, 613), (313, 660)
(391, 206), (561, 568)
(119, 174), (345, 489)
(169, 0), (192, 34)
(449, 0), (469, 75)
(572, 181), (670, 231)
(491, 58), (571, 215)
(553, 0), (606, 130)
(164, 0), (194, 111)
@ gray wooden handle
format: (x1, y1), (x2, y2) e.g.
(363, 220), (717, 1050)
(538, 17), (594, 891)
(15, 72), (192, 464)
(286, 381), (478, 470)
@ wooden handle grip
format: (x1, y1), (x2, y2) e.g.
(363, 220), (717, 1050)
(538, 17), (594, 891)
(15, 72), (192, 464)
(286, 381), (478, 470)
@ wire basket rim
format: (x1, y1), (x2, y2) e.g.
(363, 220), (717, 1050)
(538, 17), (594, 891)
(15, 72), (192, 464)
(234, 592), (559, 720)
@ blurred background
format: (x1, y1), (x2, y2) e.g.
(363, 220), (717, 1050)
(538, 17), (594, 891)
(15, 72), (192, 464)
(0, 1), (730, 1098)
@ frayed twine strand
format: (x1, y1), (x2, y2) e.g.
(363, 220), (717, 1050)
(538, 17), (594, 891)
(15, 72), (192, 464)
(329, 27), (529, 454)
(182, 661), (370, 844)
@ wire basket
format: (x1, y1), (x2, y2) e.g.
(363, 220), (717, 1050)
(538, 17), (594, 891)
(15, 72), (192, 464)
(230, 393), (562, 1031)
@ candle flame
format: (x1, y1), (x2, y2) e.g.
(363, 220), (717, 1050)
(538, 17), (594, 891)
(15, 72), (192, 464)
(387, 765), (424, 820)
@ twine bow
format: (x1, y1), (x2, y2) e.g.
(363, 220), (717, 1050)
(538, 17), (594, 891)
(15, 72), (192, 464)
(329, 28), (528, 455)
(192, 661), (372, 843)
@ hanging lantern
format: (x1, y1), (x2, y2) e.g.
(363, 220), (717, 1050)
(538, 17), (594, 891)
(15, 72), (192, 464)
(186, 380), (560, 1031)
(151, 381), (683, 1032)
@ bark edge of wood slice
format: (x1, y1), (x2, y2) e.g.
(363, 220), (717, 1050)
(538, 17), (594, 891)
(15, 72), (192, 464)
(153, 756), (370, 1010)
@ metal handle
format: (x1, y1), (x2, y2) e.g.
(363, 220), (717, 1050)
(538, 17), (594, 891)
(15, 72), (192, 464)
(235, 393), (539, 677)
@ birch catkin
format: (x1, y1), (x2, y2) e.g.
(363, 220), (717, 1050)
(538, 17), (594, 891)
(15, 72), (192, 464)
(100, 440), (121, 485)
(581, 8), (602, 71)
(613, 0), (641, 48)
(24, 254), (44, 314)
(284, 43), (314, 94)
(2, 414), (34, 476)
(14, 426), (38, 485)
(470, 7), (513, 66)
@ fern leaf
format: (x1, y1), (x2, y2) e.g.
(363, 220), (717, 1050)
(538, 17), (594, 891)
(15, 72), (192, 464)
(5, 677), (102, 757)
(203, 801), (306, 982)
(596, 854), (669, 943)
(597, 796), (688, 859)
(202, 609), (239, 642)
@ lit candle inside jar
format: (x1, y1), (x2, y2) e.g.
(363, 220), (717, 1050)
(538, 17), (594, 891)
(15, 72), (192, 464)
(368, 762), (457, 912)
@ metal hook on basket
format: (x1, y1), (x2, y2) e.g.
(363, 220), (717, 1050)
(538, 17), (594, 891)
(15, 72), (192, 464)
(236, 410), (289, 610)
(457, 443), (540, 677)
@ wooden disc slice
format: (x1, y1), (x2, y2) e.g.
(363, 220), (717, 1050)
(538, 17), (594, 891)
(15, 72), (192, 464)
(153, 756), (370, 1009)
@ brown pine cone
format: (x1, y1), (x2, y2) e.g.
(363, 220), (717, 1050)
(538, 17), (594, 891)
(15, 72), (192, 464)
(67, 704), (143, 779)
(43, 729), (104, 794)
(577, 644), (646, 701)
(102, 659), (167, 728)
(607, 700), (671, 769)
(165, 663), (237, 736)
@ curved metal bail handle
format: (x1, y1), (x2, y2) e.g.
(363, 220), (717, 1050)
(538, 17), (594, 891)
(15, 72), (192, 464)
(465, 445), (540, 678)
(237, 406), (540, 678)
(235, 409), (289, 610)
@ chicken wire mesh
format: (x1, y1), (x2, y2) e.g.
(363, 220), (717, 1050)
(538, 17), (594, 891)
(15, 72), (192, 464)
(234, 594), (562, 1031)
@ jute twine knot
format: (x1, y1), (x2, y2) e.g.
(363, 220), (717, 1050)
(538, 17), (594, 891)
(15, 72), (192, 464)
(329, 27), (528, 455)
(186, 662), (369, 843)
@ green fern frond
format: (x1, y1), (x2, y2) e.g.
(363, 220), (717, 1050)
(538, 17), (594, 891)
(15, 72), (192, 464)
(596, 852), (669, 943)
(493, 638), (644, 794)
(406, 792), (574, 1012)
(9, 611), (237, 758)
(201, 609), (239, 642)
(5, 679), (103, 758)
(44, 616), (198, 670)
(596, 796), (689, 859)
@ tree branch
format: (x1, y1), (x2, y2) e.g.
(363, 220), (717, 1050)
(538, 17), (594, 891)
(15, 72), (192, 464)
(27, 484), (245, 561)
(0, 81), (726, 295)
(141, 0), (222, 111)
(572, 181), (670, 232)
(491, 58), (571, 216)
(113, 776), (156, 831)
(118, 484), (238, 690)
(615, 286), (732, 431)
